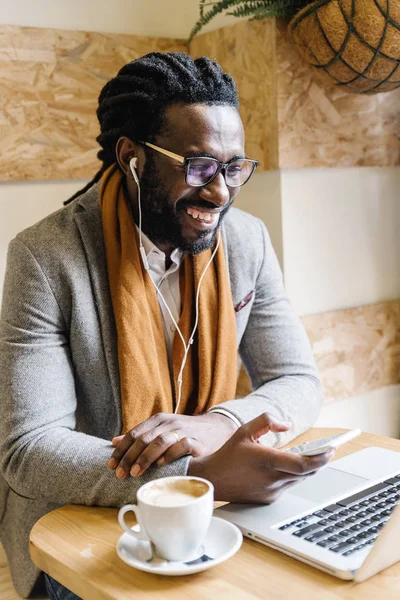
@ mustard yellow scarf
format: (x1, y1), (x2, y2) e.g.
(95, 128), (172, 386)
(100, 164), (237, 432)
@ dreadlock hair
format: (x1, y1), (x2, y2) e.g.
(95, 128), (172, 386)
(64, 52), (239, 205)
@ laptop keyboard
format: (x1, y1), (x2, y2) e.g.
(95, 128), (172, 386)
(278, 474), (400, 557)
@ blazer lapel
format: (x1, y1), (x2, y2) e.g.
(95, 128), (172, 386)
(221, 221), (256, 348)
(73, 188), (121, 429)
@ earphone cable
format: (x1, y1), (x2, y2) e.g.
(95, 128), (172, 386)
(174, 231), (220, 415)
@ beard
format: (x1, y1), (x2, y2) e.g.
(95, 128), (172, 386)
(137, 155), (233, 255)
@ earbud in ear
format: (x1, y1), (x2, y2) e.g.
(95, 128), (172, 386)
(129, 157), (139, 184)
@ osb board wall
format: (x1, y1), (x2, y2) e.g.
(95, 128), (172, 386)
(2, 19), (400, 179)
(0, 25), (185, 181)
(277, 20), (400, 169)
(190, 20), (278, 171)
(237, 300), (400, 404)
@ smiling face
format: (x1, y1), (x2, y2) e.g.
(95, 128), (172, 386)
(124, 103), (245, 256)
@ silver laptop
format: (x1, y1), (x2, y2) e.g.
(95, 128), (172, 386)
(216, 447), (400, 581)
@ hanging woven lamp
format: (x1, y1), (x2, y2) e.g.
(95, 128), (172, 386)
(289, 0), (400, 94)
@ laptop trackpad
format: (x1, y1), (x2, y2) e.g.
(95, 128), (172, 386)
(288, 467), (368, 503)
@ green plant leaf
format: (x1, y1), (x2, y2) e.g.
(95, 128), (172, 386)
(188, 0), (310, 43)
(188, 1), (253, 44)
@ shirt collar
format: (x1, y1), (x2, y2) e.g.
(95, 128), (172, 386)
(136, 226), (183, 268)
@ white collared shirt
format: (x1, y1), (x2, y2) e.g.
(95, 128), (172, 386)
(137, 227), (241, 428)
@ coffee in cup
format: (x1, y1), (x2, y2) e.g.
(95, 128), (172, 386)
(118, 476), (213, 562)
(140, 477), (208, 507)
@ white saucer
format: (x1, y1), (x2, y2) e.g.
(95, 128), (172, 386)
(116, 516), (243, 576)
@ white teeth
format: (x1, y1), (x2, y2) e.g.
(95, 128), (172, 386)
(186, 207), (217, 222)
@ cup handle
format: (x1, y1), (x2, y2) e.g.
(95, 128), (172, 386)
(118, 504), (149, 542)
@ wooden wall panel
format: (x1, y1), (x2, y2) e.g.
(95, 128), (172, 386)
(303, 300), (400, 404)
(237, 300), (400, 404)
(277, 21), (400, 169)
(0, 25), (185, 181)
(190, 20), (279, 171)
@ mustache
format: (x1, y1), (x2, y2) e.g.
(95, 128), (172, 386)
(177, 198), (233, 212)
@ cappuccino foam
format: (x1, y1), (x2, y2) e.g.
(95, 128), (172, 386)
(141, 479), (208, 507)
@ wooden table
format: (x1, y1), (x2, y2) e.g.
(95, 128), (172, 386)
(30, 428), (400, 600)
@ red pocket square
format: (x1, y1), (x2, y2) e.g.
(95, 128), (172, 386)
(234, 290), (254, 313)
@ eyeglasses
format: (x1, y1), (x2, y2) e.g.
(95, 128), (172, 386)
(140, 141), (258, 188)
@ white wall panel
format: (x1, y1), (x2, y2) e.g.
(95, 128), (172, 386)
(281, 167), (400, 316)
(0, 181), (85, 300)
(316, 385), (400, 439)
(235, 170), (283, 269)
(0, 0), (241, 38)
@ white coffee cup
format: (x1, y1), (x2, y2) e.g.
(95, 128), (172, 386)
(118, 476), (214, 562)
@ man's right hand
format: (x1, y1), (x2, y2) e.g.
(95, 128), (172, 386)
(188, 413), (334, 504)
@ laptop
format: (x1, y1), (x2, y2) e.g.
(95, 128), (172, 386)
(215, 446), (400, 581)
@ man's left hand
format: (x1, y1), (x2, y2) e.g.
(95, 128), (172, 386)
(108, 412), (239, 479)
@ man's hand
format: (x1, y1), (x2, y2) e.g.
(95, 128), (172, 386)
(109, 411), (275, 479)
(188, 413), (335, 504)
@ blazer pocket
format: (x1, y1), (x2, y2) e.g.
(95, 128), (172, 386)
(234, 290), (254, 313)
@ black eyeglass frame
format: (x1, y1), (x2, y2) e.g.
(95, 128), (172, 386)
(140, 141), (258, 188)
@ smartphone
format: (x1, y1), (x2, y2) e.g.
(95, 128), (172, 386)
(286, 428), (361, 456)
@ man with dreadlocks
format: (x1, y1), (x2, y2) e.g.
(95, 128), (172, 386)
(0, 53), (331, 599)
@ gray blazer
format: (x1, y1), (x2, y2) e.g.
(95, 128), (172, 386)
(0, 184), (322, 597)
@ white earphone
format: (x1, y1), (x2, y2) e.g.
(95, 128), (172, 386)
(129, 157), (149, 270)
(128, 156), (220, 414)
(129, 156), (139, 182)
